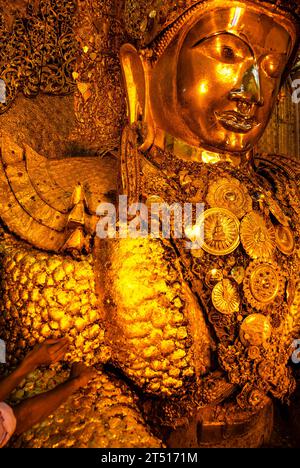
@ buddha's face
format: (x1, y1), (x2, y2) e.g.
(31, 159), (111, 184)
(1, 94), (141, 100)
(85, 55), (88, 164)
(150, 5), (296, 153)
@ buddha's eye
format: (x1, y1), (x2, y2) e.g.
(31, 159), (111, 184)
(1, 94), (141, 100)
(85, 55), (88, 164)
(222, 46), (235, 61)
(261, 54), (287, 78)
(193, 33), (252, 64)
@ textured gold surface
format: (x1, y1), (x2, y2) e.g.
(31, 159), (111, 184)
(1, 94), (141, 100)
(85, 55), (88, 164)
(0, 133), (117, 252)
(95, 237), (212, 396)
(0, 235), (108, 366)
(11, 368), (161, 448)
(265, 194), (291, 227)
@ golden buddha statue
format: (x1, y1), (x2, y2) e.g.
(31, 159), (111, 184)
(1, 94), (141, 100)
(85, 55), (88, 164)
(0, 0), (299, 448)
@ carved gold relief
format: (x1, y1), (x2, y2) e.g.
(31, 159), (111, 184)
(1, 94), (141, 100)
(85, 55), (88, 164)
(0, 0), (77, 113)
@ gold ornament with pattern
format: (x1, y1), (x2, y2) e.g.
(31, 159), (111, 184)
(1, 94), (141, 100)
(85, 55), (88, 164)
(197, 208), (240, 256)
(275, 225), (295, 256)
(243, 260), (285, 310)
(212, 279), (240, 315)
(239, 314), (272, 347)
(265, 194), (290, 227)
(240, 211), (276, 259)
(206, 177), (252, 219)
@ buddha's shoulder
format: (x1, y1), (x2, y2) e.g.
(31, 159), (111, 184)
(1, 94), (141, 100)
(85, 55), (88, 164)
(0, 132), (118, 252)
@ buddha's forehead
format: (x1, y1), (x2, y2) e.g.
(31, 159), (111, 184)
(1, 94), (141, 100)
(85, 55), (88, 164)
(184, 6), (295, 55)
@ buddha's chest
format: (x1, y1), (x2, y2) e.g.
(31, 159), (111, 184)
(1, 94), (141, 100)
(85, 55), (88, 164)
(141, 157), (300, 401)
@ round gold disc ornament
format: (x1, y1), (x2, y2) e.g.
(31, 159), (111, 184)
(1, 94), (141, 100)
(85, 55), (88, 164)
(240, 211), (276, 259)
(212, 279), (240, 315)
(243, 260), (285, 310)
(196, 208), (240, 256)
(239, 314), (272, 347)
(206, 177), (252, 219)
(275, 225), (295, 256)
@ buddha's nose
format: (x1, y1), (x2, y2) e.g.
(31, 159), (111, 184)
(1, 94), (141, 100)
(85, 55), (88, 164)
(229, 64), (264, 107)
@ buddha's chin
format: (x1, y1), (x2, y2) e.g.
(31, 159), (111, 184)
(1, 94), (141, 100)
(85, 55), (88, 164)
(202, 135), (256, 155)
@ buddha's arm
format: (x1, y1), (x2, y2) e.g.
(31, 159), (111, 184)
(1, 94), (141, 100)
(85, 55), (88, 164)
(95, 237), (214, 397)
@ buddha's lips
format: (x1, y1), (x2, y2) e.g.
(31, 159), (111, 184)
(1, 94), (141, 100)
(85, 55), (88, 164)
(215, 111), (258, 133)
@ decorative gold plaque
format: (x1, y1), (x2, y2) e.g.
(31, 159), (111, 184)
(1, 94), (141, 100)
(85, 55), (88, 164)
(240, 212), (276, 259)
(199, 208), (240, 256)
(212, 279), (240, 315)
(243, 260), (285, 310)
(206, 177), (252, 219)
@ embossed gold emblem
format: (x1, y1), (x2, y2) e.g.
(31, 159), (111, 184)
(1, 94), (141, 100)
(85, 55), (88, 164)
(275, 225), (295, 256)
(243, 260), (285, 310)
(197, 208), (240, 256)
(212, 279), (240, 315)
(240, 212), (276, 259)
(239, 314), (272, 347)
(206, 177), (252, 219)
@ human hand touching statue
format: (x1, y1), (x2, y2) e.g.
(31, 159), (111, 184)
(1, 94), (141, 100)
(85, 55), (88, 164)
(69, 362), (98, 389)
(22, 338), (70, 372)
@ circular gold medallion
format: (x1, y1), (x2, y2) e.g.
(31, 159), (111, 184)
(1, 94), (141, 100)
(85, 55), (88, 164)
(243, 260), (285, 310)
(240, 211), (276, 259)
(206, 177), (252, 219)
(197, 208), (240, 256)
(275, 225), (295, 256)
(212, 279), (240, 315)
(239, 314), (272, 347)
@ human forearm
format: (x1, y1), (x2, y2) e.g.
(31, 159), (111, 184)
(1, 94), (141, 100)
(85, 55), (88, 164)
(13, 378), (81, 435)
(0, 338), (69, 401)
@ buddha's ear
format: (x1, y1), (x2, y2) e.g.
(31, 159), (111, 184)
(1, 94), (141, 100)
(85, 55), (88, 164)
(120, 44), (146, 124)
(120, 44), (155, 150)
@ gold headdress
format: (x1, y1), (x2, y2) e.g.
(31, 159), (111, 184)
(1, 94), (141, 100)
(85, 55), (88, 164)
(125, 0), (300, 50)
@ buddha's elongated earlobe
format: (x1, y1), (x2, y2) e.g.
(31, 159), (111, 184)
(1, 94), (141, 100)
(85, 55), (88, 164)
(120, 44), (155, 150)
